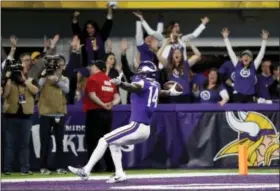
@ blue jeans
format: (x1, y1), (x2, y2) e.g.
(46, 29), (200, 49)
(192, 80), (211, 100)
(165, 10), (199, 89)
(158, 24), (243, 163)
(3, 116), (32, 172)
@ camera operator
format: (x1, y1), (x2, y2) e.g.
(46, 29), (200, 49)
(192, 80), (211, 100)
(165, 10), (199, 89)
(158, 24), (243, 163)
(38, 55), (69, 175)
(2, 58), (39, 175)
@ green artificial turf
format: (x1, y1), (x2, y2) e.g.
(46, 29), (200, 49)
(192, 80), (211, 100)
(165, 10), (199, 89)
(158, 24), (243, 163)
(1, 168), (279, 179)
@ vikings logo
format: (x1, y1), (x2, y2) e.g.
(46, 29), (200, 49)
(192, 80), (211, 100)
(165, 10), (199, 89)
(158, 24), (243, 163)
(214, 111), (279, 166)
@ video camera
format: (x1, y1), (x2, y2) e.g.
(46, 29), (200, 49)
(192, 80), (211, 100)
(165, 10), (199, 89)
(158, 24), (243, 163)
(2, 59), (24, 86)
(44, 55), (61, 76)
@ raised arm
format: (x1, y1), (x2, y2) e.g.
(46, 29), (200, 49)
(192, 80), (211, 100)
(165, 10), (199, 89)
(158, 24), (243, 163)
(181, 17), (209, 41)
(221, 28), (238, 66)
(186, 40), (201, 67)
(156, 39), (171, 67)
(120, 39), (134, 82)
(156, 14), (164, 34)
(101, 6), (113, 42)
(254, 30), (269, 69)
(2, 36), (17, 69)
(134, 12), (164, 42)
(135, 20), (144, 46)
(72, 11), (82, 35)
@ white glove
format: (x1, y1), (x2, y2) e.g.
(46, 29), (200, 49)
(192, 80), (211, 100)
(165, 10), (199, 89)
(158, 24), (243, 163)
(110, 73), (123, 85)
(169, 83), (183, 96)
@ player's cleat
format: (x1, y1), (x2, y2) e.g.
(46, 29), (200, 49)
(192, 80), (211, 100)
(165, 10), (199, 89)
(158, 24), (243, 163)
(68, 166), (89, 180)
(106, 172), (127, 183)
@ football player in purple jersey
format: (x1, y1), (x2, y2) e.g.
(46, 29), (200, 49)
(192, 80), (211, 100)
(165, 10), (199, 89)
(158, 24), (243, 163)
(68, 61), (181, 183)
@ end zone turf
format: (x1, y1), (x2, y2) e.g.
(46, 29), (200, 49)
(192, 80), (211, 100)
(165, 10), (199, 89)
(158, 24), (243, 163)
(2, 172), (279, 191)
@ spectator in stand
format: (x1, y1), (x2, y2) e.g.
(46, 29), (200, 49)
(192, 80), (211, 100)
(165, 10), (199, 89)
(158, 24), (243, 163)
(269, 64), (280, 100)
(193, 68), (229, 106)
(65, 36), (84, 104)
(157, 39), (201, 103)
(222, 28), (269, 103)
(104, 39), (119, 79)
(133, 12), (168, 88)
(28, 35), (59, 81)
(255, 60), (274, 99)
(71, 5), (114, 67)
(133, 11), (163, 66)
(140, 15), (209, 63)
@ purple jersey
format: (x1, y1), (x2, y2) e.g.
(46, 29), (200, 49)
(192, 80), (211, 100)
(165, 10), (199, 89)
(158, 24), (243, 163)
(255, 74), (274, 99)
(199, 84), (226, 103)
(129, 76), (161, 125)
(234, 62), (256, 95)
(168, 61), (190, 95)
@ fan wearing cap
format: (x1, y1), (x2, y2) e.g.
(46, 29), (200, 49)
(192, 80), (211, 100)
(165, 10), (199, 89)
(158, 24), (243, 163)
(222, 28), (269, 103)
(133, 12), (163, 66)
(37, 55), (69, 175)
(83, 60), (120, 172)
(28, 34), (60, 81)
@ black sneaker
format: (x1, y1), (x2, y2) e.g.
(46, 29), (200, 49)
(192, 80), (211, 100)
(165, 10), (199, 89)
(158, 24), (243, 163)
(21, 171), (33, 175)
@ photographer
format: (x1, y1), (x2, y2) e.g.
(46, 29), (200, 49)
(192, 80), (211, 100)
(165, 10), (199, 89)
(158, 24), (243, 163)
(2, 59), (39, 175)
(38, 55), (69, 175)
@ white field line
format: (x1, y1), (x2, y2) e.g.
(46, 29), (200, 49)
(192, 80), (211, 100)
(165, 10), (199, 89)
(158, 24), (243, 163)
(1, 172), (279, 183)
(111, 184), (280, 190)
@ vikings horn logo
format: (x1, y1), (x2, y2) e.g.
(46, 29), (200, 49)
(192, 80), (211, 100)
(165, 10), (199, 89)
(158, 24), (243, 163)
(214, 111), (279, 166)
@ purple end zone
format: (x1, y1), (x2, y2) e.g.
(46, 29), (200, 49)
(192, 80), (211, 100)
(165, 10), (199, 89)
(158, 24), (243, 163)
(2, 175), (280, 191)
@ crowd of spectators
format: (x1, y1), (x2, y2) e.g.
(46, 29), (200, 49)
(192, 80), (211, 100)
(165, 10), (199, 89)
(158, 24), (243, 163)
(1, 4), (279, 175)
(2, 8), (278, 106)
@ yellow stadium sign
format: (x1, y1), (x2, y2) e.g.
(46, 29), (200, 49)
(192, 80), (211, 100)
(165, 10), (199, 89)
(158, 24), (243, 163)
(1, 1), (279, 9)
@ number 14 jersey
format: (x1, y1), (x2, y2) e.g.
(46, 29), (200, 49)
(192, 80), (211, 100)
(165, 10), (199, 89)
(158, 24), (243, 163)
(129, 76), (161, 125)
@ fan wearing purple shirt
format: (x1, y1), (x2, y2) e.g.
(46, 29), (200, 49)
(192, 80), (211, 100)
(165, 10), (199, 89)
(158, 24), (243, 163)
(71, 6), (114, 67)
(222, 28), (269, 103)
(269, 65), (280, 100)
(193, 68), (229, 106)
(157, 39), (201, 103)
(133, 12), (163, 65)
(219, 60), (236, 94)
(255, 60), (274, 99)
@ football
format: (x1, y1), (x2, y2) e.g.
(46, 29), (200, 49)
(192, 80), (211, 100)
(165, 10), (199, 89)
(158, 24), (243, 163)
(163, 81), (184, 92)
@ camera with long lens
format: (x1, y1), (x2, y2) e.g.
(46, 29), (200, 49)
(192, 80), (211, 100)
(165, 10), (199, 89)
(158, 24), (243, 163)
(2, 59), (24, 85)
(44, 55), (60, 76)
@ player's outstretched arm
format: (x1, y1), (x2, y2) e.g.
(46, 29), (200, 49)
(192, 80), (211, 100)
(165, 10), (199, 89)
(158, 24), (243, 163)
(119, 81), (142, 93)
(110, 73), (142, 93)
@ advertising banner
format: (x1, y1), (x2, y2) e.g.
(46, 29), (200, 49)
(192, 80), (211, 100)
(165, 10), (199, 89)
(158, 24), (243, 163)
(26, 104), (279, 170)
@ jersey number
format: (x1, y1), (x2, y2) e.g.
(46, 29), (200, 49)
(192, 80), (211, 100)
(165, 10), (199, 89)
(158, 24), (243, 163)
(147, 86), (159, 108)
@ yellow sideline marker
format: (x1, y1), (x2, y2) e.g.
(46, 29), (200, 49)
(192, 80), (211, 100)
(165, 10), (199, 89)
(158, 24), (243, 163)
(238, 144), (248, 175)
